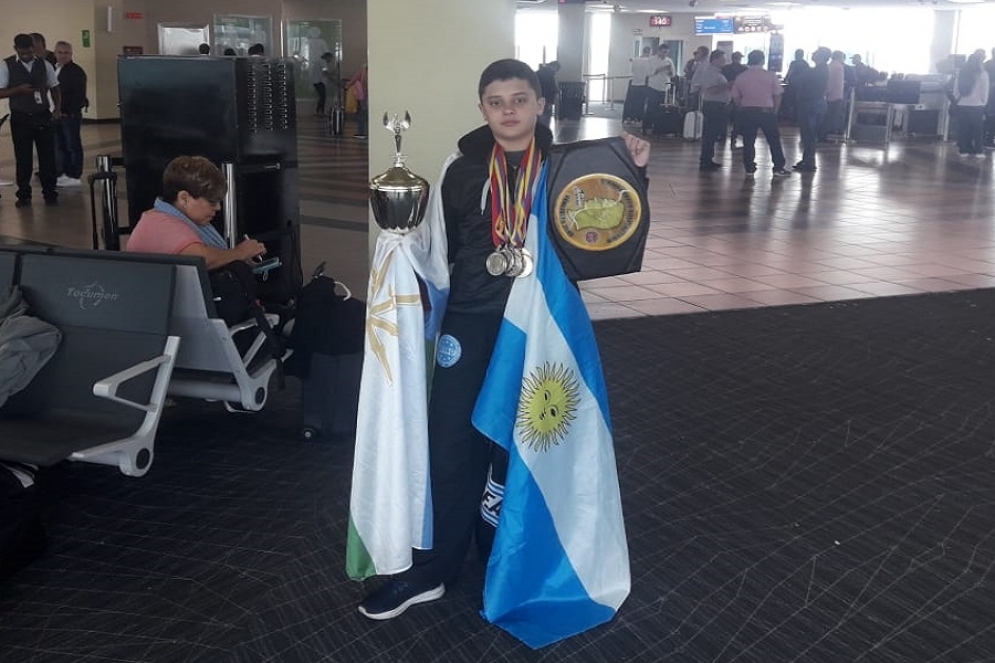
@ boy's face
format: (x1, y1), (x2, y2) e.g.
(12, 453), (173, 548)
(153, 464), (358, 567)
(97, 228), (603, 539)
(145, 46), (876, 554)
(478, 78), (544, 151)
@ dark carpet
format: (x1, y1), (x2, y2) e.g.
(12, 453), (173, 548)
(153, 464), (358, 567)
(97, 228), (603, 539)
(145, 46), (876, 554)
(2, 289), (995, 663)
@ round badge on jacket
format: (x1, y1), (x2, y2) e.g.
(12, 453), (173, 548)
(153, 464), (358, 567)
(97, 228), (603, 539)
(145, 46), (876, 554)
(436, 334), (462, 368)
(551, 174), (642, 252)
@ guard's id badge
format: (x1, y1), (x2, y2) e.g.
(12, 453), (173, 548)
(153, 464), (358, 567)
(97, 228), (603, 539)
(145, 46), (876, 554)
(546, 137), (650, 281)
(33, 91), (43, 105)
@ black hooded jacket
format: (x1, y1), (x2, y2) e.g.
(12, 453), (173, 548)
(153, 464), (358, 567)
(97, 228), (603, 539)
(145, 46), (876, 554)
(441, 122), (554, 315)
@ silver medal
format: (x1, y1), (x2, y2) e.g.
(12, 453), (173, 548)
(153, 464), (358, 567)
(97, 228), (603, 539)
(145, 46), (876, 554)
(486, 249), (509, 277)
(517, 247), (534, 278)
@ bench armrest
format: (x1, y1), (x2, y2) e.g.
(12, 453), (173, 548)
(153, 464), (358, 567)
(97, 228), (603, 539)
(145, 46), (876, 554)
(93, 337), (181, 412)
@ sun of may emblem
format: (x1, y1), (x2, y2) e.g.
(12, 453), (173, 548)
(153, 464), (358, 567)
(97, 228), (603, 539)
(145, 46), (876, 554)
(517, 362), (580, 453)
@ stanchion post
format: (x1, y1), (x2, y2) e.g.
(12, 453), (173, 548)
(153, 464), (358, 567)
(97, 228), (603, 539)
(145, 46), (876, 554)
(221, 162), (237, 248)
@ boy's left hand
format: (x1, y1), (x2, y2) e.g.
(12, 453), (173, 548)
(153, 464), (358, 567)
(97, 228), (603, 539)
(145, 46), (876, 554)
(621, 131), (650, 167)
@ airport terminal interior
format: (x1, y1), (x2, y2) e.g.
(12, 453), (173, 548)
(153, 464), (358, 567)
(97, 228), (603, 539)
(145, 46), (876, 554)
(2, 114), (994, 315)
(2, 3), (995, 661)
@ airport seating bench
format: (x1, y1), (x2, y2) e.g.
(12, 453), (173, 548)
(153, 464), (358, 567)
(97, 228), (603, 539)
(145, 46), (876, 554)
(0, 246), (288, 476)
(0, 249), (179, 477)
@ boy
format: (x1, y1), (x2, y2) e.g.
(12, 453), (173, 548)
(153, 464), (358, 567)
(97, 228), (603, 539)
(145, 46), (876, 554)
(358, 58), (649, 621)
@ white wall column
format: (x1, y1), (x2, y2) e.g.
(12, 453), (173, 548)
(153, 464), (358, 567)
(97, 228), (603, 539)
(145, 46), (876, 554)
(367, 0), (516, 196)
(556, 2), (586, 80)
(930, 9), (958, 73)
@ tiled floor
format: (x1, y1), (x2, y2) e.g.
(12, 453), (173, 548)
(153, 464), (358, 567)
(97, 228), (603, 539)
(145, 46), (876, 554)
(1, 112), (993, 319)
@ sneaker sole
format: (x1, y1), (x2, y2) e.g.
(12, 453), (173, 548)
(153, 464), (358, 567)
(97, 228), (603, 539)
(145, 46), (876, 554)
(358, 584), (445, 621)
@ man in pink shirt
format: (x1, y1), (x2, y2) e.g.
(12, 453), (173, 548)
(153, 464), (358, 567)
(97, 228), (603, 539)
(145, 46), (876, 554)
(821, 50), (846, 141)
(730, 50), (791, 178)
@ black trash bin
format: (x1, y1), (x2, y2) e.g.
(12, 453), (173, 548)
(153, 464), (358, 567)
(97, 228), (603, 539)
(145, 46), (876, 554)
(557, 81), (585, 120)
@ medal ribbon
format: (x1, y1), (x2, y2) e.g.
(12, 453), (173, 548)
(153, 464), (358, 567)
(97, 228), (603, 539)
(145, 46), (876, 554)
(488, 137), (542, 249)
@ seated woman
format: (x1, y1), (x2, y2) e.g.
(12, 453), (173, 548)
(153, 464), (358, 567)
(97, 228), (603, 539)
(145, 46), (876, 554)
(126, 156), (265, 269)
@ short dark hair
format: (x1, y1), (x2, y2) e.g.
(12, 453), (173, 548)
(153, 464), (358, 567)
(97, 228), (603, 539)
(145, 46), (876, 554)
(747, 50), (765, 66)
(731, 52), (743, 62)
(709, 50), (725, 63)
(223, 47), (236, 56)
(198, 43), (210, 55)
(30, 33), (45, 46)
(162, 156), (228, 204)
(247, 43), (264, 55)
(477, 58), (541, 100)
(14, 34), (33, 50)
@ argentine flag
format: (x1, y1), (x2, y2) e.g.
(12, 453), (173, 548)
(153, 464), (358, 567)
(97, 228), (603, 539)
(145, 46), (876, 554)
(472, 164), (630, 648)
(346, 157), (453, 580)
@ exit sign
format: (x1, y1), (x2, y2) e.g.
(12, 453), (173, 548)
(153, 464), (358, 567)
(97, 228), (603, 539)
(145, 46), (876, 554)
(124, 11), (143, 19)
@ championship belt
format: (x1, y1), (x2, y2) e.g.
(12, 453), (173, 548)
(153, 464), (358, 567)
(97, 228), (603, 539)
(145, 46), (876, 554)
(546, 136), (649, 281)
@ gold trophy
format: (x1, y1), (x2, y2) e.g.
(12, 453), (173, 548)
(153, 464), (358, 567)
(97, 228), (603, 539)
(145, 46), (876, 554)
(369, 112), (429, 233)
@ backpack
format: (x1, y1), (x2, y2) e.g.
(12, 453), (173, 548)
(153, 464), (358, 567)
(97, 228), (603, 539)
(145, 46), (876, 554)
(208, 261), (287, 373)
(285, 263), (365, 379)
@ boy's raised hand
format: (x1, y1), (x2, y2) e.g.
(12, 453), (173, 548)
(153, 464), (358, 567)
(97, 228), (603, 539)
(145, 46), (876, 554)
(621, 131), (650, 167)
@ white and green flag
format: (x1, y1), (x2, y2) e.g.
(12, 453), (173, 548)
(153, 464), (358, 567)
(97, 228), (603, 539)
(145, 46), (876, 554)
(346, 158), (452, 580)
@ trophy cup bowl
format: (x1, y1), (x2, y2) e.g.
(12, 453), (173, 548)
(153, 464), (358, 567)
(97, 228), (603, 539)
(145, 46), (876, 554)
(370, 111), (429, 234)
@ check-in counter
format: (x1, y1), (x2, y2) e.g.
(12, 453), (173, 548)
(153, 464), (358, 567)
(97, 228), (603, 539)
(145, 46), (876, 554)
(846, 75), (953, 144)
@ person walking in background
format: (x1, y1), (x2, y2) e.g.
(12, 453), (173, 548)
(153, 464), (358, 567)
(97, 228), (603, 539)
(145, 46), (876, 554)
(691, 50), (730, 171)
(721, 51), (748, 148)
(983, 48), (995, 149)
(0, 33), (62, 207)
(820, 50), (847, 141)
(730, 50), (791, 178)
(625, 46), (652, 124)
(642, 45), (674, 132)
(348, 64), (368, 138)
(781, 49), (809, 121)
(536, 61), (560, 126)
(54, 40), (87, 188)
(793, 47), (830, 172)
(197, 43), (211, 55)
(311, 52), (334, 117)
(952, 51), (989, 157)
(684, 46), (710, 109)
(30, 33), (56, 67)
(247, 43), (265, 56)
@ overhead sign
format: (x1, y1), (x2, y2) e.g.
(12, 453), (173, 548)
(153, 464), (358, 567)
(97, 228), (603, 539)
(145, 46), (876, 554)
(649, 15), (672, 27)
(734, 15), (773, 33)
(694, 17), (734, 36)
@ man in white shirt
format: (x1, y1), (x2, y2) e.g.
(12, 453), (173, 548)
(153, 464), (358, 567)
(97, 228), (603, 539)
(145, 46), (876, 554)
(641, 46), (674, 132)
(820, 50), (846, 141)
(625, 46), (652, 123)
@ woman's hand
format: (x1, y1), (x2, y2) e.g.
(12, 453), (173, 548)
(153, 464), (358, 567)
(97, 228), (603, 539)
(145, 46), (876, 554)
(236, 238), (267, 262)
(621, 131), (650, 167)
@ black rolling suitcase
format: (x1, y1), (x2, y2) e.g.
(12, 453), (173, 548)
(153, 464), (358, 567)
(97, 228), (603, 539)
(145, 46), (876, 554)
(329, 104), (345, 137)
(298, 352), (363, 441)
(286, 264), (366, 441)
(654, 106), (684, 136)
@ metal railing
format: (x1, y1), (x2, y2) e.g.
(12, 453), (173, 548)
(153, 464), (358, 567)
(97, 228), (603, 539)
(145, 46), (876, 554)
(581, 73), (633, 114)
